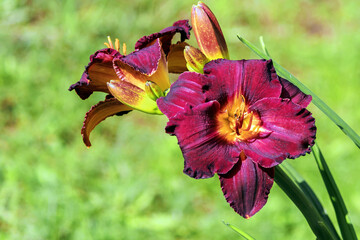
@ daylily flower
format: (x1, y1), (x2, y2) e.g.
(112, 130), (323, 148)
(157, 59), (316, 218)
(69, 20), (191, 147)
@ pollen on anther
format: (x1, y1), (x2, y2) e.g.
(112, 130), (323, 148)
(104, 36), (122, 52)
(122, 43), (127, 55)
(107, 36), (114, 48)
(115, 38), (120, 52)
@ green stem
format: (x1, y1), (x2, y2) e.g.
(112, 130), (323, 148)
(275, 163), (340, 240)
(312, 143), (358, 240)
(237, 35), (360, 149)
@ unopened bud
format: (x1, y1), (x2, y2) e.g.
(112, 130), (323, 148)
(192, 1), (229, 60)
(145, 81), (165, 101)
(184, 46), (209, 73)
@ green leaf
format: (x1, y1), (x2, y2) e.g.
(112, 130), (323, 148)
(222, 221), (256, 240)
(312, 143), (358, 240)
(238, 35), (360, 149)
(275, 163), (340, 240)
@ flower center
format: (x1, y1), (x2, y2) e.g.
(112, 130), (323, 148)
(217, 94), (262, 143)
(104, 36), (127, 55)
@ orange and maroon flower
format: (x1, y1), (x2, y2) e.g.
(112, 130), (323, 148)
(69, 20), (191, 147)
(157, 59), (316, 218)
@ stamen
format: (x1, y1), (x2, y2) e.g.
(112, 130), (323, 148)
(104, 36), (122, 52)
(115, 38), (120, 52)
(242, 111), (253, 131)
(122, 43), (127, 55)
(107, 36), (114, 49)
(217, 94), (262, 143)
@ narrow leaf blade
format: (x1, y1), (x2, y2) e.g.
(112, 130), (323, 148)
(223, 221), (256, 240)
(312, 143), (357, 240)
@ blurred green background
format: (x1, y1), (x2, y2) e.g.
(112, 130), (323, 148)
(1, 0), (359, 239)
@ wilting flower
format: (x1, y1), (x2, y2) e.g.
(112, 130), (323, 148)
(69, 20), (191, 147)
(157, 59), (316, 218)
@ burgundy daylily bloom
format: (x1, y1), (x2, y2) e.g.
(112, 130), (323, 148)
(69, 20), (191, 147)
(157, 59), (316, 218)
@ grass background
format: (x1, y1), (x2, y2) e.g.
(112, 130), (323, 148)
(1, 0), (359, 239)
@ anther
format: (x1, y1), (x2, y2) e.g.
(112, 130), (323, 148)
(107, 36), (114, 49)
(115, 38), (120, 52)
(122, 43), (127, 55)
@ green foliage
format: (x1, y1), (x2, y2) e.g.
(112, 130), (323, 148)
(0, 0), (359, 239)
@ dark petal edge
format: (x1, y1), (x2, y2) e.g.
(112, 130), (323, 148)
(114, 39), (162, 77)
(243, 97), (316, 168)
(201, 59), (282, 107)
(279, 77), (312, 108)
(69, 48), (122, 100)
(135, 20), (191, 55)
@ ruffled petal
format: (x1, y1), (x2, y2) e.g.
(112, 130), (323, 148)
(117, 40), (161, 76)
(81, 98), (132, 147)
(219, 155), (274, 218)
(69, 48), (122, 99)
(201, 59), (282, 107)
(113, 39), (170, 91)
(241, 98), (316, 168)
(157, 71), (206, 119)
(279, 77), (312, 108)
(167, 42), (189, 74)
(165, 101), (241, 179)
(135, 20), (191, 55)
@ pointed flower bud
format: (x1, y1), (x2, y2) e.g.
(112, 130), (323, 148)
(145, 81), (165, 101)
(191, 1), (229, 60)
(184, 45), (210, 73)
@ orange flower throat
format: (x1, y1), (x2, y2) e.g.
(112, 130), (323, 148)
(217, 95), (261, 143)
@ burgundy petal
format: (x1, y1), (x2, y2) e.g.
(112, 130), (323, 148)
(69, 48), (122, 100)
(157, 71), (206, 119)
(115, 39), (162, 76)
(241, 98), (316, 168)
(135, 20), (191, 55)
(279, 77), (312, 108)
(81, 98), (132, 147)
(165, 101), (241, 179)
(201, 59), (282, 107)
(219, 156), (274, 218)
